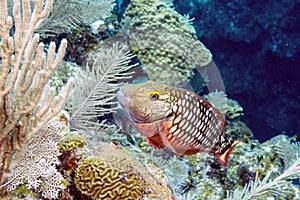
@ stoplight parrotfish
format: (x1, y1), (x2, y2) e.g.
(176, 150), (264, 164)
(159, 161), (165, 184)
(117, 81), (239, 167)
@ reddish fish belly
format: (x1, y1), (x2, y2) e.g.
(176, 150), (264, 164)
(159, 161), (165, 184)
(134, 119), (239, 167)
(134, 120), (203, 155)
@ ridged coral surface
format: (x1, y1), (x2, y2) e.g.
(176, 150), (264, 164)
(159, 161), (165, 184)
(122, 0), (212, 84)
(75, 155), (143, 199)
(58, 133), (86, 152)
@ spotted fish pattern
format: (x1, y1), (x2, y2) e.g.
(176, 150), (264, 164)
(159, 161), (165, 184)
(117, 81), (239, 167)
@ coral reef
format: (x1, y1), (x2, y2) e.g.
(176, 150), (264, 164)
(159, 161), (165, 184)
(46, 15), (119, 66)
(117, 0), (213, 84)
(123, 0), (212, 84)
(225, 121), (254, 141)
(128, 28), (212, 84)
(38, 0), (116, 37)
(58, 133), (86, 152)
(57, 133), (88, 200)
(1, 0), (298, 199)
(90, 0), (213, 85)
(153, 156), (190, 197)
(49, 61), (81, 93)
(74, 142), (174, 199)
(226, 135), (300, 199)
(75, 155), (144, 199)
(204, 91), (244, 120)
(124, 0), (195, 36)
(66, 43), (136, 131)
(0, 0), (73, 186)
(0, 111), (69, 199)
(182, 134), (300, 199)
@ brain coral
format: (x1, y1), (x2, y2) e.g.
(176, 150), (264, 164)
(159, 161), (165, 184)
(121, 0), (212, 84)
(75, 155), (143, 200)
(58, 133), (86, 152)
(74, 143), (174, 199)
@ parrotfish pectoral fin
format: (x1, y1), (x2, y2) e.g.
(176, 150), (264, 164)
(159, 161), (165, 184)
(214, 140), (241, 167)
(145, 136), (163, 149)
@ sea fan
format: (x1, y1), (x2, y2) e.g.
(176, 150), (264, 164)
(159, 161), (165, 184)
(37, 0), (115, 36)
(66, 43), (136, 131)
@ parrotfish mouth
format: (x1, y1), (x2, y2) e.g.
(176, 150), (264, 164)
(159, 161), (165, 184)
(117, 88), (149, 123)
(117, 88), (133, 117)
(117, 88), (130, 109)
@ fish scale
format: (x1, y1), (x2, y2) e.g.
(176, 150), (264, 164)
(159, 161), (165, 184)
(117, 81), (240, 167)
(168, 89), (220, 151)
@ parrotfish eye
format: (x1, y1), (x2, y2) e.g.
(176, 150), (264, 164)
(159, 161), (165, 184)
(148, 90), (160, 100)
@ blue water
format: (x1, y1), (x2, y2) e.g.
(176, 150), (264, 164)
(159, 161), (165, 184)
(172, 0), (300, 141)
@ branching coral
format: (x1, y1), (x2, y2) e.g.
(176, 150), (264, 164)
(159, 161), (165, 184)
(0, 0), (73, 188)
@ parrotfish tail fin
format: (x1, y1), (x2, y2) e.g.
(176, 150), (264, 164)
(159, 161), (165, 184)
(211, 140), (241, 167)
